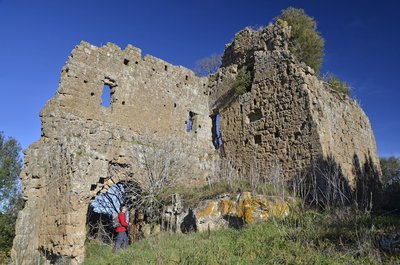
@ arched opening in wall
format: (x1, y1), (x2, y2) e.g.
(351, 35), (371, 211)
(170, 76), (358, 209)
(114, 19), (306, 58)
(211, 112), (223, 149)
(86, 180), (142, 245)
(102, 84), (112, 107)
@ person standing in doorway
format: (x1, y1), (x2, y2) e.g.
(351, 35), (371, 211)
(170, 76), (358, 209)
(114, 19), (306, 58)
(114, 204), (129, 251)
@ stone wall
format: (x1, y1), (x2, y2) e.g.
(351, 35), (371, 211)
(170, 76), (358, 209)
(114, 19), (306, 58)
(208, 23), (380, 185)
(12, 42), (215, 264)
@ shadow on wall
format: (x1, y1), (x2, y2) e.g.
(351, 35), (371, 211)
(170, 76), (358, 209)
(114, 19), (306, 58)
(39, 247), (71, 265)
(353, 154), (383, 211)
(290, 154), (382, 210)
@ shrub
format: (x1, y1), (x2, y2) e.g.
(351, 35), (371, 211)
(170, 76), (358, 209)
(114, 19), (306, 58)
(194, 53), (221, 77)
(232, 69), (251, 95)
(380, 156), (400, 184)
(276, 7), (325, 74)
(325, 73), (351, 96)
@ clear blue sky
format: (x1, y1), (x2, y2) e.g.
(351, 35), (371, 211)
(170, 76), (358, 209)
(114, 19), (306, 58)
(0, 0), (399, 157)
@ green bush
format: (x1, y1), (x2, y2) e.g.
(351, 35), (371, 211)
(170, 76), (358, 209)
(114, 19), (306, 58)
(325, 73), (351, 96)
(232, 69), (251, 95)
(276, 7), (325, 74)
(380, 156), (400, 183)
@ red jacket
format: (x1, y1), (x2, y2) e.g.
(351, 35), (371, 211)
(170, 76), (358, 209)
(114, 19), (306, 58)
(116, 212), (129, 233)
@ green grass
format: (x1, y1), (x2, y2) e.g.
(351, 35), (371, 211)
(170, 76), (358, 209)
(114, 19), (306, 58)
(83, 211), (400, 265)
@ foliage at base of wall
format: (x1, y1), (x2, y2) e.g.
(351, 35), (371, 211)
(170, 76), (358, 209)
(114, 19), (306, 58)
(83, 209), (400, 265)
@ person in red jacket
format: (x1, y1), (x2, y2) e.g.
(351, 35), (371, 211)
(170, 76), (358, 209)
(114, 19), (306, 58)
(113, 204), (129, 251)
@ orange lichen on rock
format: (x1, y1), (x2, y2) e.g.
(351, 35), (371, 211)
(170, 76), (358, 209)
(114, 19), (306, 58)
(195, 201), (220, 219)
(219, 198), (236, 215)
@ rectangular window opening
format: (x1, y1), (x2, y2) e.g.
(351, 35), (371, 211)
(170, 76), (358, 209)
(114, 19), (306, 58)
(102, 84), (112, 107)
(186, 111), (198, 132)
(211, 113), (223, 149)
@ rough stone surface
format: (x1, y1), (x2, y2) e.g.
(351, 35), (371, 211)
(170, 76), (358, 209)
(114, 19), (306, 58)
(12, 22), (381, 264)
(193, 192), (289, 232)
(12, 42), (215, 264)
(208, 23), (380, 186)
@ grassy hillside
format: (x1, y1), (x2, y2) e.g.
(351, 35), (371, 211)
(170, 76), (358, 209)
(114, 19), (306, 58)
(83, 210), (399, 265)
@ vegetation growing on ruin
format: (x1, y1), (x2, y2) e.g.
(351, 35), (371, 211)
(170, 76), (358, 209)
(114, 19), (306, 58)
(324, 73), (351, 96)
(276, 7), (325, 74)
(84, 156), (400, 265)
(232, 68), (252, 95)
(194, 53), (222, 77)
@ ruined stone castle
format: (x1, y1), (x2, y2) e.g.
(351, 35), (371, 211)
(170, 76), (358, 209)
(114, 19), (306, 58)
(12, 22), (380, 264)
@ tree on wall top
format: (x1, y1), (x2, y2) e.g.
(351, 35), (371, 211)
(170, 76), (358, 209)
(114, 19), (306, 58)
(276, 7), (325, 74)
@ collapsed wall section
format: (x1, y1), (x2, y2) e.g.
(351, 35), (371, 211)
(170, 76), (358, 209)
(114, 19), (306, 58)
(12, 42), (215, 264)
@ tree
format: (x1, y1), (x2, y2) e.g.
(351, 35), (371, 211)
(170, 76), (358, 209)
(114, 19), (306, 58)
(380, 156), (400, 184)
(194, 53), (221, 77)
(232, 68), (252, 95)
(0, 132), (22, 256)
(88, 136), (189, 244)
(0, 132), (22, 212)
(276, 7), (325, 74)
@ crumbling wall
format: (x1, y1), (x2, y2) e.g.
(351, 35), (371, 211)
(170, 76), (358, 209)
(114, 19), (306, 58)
(208, 25), (323, 179)
(12, 42), (215, 264)
(208, 23), (380, 184)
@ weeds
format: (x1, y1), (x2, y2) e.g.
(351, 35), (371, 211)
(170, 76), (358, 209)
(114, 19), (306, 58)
(84, 211), (399, 265)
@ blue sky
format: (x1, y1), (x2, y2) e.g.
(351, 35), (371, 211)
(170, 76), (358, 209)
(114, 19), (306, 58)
(0, 0), (399, 157)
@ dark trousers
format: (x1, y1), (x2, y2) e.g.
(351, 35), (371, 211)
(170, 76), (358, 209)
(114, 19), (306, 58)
(114, 231), (129, 251)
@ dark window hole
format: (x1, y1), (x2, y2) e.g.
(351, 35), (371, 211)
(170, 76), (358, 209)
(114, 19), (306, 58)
(102, 84), (112, 107)
(254, 135), (262, 145)
(186, 111), (197, 132)
(211, 113), (223, 149)
(123, 59), (130, 66)
(164, 65), (168, 71)
(122, 101), (125, 105)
